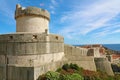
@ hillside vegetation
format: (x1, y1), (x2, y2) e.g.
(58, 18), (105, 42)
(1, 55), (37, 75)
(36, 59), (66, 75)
(37, 63), (120, 80)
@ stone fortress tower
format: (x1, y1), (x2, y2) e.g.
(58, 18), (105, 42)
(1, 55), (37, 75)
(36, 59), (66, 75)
(0, 4), (114, 80)
(0, 4), (64, 80)
(15, 4), (50, 33)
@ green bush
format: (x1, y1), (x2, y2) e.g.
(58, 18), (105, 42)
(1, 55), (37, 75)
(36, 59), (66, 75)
(56, 68), (62, 72)
(60, 73), (84, 80)
(45, 71), (60, 80)
(62, 63), (70, 71)
(70, 73), (84, 80)
(38, 63), (120, 80)
(37, 71), (59, 80)
(70, 63), (80, 71)
(62, 63), (80, 71)
(39, 71), (84, 80)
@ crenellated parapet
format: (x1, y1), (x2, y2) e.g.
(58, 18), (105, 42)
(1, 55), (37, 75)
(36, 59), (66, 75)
(0, 4), (114, 80)
(15, 4), (50, 33)
(15, 4), (50, 20)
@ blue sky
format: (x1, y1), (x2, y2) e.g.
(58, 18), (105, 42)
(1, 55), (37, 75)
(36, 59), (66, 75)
(0, 0), (120, 45)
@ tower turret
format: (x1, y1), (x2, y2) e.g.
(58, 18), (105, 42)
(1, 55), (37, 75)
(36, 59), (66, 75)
(15, 4), (50, 33)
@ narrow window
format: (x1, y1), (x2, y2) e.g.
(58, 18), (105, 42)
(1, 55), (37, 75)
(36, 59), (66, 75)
(9, 36), (13, 39)
(55, 36), (58, 40)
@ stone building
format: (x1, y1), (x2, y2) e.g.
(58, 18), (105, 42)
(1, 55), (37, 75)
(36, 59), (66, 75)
(0, 4), (64, 80)
(0, 4), (114, 80)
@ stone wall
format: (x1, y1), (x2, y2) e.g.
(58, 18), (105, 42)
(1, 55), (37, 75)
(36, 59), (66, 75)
(34, 61), (65, 80)
(0, 4), (115, 80)
(94, 58), (114, 76)
(92, 48), (101, 57)
(0, 33), (65, 80)
(0, 33), (115, 79)
(16, 16), (49, 33)
(0, 53), (65, 80)
(64, 44), (88, 57)
(0, 33), (64, 55)
(0, 65), (6, 80)
(64, 44), (114, 75)
(7, 66), (34, 80)
(64, 44), (96, 71)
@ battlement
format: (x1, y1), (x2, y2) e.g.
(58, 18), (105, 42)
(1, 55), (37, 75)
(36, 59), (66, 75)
(0, 4), (114, 80)
(15, 4), (50, 20)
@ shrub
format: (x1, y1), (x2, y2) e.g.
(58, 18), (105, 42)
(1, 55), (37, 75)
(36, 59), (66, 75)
(45, 71), (60, 80)
(37, 71), (61, 80)
(70, 63), (80, 71)
(60, 73), (84, 80)
(37, 74), (46, 80)
(56, 68), (62, 72)
(38, 63), (119, 80)
(70, 73), (84, 80)
(62, 63), (70, 71)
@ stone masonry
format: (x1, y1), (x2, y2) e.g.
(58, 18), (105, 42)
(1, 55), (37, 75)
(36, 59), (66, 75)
(0, 4), (114, 80)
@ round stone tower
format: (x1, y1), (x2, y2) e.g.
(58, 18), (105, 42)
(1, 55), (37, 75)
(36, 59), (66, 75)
(15, 4), (50, 33)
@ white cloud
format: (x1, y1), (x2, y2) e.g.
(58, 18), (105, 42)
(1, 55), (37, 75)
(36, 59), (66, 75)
(51, 11), (55, 14)
(114, 30), (120, 33)
(49, 0), (58, 14)
(40, 3), (45, 6)
(49, 5), (55, 9)
(51, 0), (57, 6)
(0, 1), (13, 19)
(59, 0), (120, 39)
(0, 0), (19, 25)
(92, 22), (120, 38)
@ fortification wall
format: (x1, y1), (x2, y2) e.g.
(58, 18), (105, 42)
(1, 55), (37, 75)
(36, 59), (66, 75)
(64, 44), (96, 71)
(93, 48), (101, 57)
(64, 44), (88, 57)
(0, 4), (115, 79)
(0, 33), (65, 80)
(0, 53), (65, 80)
(0, 33), (64, 55)
(3, 60), (65, 80)
(0, 33), (114, 79)
(94, 58), (114, 76)
(87, 48), (104, 57)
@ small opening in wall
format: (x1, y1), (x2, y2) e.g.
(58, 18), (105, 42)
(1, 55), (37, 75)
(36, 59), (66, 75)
(55, 36), (58, 40)
(9, 36), (13, 39)
(33, 35), (37, 39)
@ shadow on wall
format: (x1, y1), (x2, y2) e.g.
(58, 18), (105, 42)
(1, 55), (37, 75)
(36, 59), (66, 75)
(94, 58), (114, 76)
(87, 49), (94, 56)
(111, 64), (120, 73)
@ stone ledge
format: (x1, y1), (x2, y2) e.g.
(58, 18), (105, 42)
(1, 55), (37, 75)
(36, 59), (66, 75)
(0, 33), (64, 42)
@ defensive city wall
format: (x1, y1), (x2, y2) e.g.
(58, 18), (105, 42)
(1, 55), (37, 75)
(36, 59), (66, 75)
(0, 4), (114, 80)
(64, 44), (96, 71)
